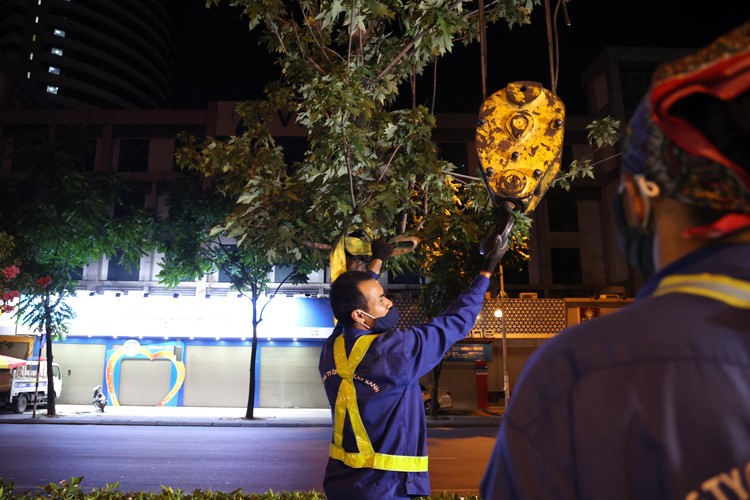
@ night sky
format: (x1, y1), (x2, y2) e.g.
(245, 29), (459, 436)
(171, 1), (750, 114)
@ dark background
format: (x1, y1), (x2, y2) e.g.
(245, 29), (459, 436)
(170, 1), (750, 113)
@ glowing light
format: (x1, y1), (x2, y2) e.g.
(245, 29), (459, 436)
(494, 309), (503, 318)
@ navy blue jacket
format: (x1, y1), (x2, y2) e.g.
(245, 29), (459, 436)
(320, 274), (489, 499)
(481, 244), (750, 499)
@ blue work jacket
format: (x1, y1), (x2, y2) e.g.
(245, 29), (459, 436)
(319, 274), (489, 500)
(481, 243), (750, 499)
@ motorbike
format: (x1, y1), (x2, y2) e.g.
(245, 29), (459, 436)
(92, 385), (107, 412)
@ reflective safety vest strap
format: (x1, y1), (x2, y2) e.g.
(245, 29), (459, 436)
(332, 334), (377, 456)
(329, 443), (429, 472)
(330, 334), (429, 473)
(653, 273), (750, 309)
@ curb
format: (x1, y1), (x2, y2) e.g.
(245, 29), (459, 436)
(0, 406), (503, 428)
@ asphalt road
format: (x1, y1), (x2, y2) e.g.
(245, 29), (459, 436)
(0, 424), (498, 495)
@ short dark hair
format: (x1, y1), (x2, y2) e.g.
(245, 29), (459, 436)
(329, 271), (372, 327)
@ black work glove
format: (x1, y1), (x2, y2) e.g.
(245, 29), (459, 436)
(480, 228), (508, 274)
(370, 237), (395, 262)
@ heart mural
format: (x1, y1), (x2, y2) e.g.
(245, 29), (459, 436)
(104, 339), (186, 406)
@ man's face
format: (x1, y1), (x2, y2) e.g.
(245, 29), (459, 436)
(352, 278), (393, 329)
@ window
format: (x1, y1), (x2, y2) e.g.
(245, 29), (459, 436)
(547, 196), (579, 232)
(218, 245), (240, 283)
(274, 265), (295, 283)
(51, 47), (63, 56)
(113, 182), (148, 217)
(107, 249), (140, 281)
(502, 261), (529, 285)
(118, 139), (149, 172)
(46, 85), (58, 94)
(48, 66), (60, 75)
(81, 139), (97, 170)
(69, 267), (84, 281)
(53, 29), (66, 37)
(620, 63), (659, 117)
(550, 248), (582, 285)
(388, 269), (421, 285)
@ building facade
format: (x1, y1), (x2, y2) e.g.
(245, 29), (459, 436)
(0, 0), (175, 108)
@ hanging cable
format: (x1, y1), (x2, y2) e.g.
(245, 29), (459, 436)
(478, 0), (488, 100)
(545, 0), (571, 95)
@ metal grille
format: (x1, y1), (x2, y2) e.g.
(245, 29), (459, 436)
(393, 297), (427, 327)
(392, 296), (567, 340)
(471, 298), (566, 339)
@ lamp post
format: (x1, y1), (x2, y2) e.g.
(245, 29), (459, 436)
(495, 265), (509, 409)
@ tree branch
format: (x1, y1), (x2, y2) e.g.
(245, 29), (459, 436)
(301, 241), (332, 250)
(371, 0), (464, 85)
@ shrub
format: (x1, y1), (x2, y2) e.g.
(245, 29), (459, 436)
(0, 477), (481, 499)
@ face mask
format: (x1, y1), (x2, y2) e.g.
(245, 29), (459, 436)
(357, 307), (400, 333)
(612, 191), (656, 279)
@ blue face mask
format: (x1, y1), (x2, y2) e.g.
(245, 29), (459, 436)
(612, 191), (656, 279)
(358, 307), (400, 333)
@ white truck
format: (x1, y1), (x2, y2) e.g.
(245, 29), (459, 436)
(0, 360), (62, 413)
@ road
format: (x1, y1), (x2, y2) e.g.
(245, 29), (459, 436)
(0, 424), (498, 495)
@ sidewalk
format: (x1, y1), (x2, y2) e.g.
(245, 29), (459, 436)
(0, 404), (503, 428)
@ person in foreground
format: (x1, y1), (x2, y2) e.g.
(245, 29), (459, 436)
(481, 22), (750, 500)
(319, 236), (504, 499)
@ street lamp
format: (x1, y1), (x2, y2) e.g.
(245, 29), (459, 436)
(496, 265), (510, 409)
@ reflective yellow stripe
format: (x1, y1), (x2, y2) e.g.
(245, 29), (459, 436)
(653, 273), (750, 309)
(331, 334), (428, 472)
(330, 237), (347, 284)
(333, 335), (376, 455)
(329, 443), (429, 472)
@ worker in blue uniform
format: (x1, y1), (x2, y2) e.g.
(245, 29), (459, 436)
(481, 22), (750, 499)
(319, 235), (505, 499)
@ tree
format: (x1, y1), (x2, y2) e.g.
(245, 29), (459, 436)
(173, 0), (621, 418)
(0, 127), (157, 416)
(188, 0), (543, 273)
(156, 174), (318, 419)
(170, 0), (523, 417)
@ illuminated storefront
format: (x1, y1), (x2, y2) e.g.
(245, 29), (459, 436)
(50, 293), (335, 408)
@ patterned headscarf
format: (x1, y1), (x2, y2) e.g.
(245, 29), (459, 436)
(621, 21), (750, 238)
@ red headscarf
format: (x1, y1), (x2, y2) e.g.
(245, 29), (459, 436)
(622, 21), (750, 238)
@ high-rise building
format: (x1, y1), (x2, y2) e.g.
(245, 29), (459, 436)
(0, 0), (175, 109)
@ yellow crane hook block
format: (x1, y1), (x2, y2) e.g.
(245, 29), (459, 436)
(476, 81), (566, 214)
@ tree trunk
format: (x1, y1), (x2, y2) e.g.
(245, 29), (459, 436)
(429, 361), (443, 419)
(45, 304), (56, 417)
(245, 293), (258, 419)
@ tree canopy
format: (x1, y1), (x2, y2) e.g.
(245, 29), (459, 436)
(0, 126), (157, 415)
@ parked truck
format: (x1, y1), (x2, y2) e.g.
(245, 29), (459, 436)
(0, 360), (62, 413)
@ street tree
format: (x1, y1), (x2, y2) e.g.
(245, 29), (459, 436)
(192, 0), (619, 277)
(0, 127), (157, 416)
(156, 174), (318, 419)
(170, 0), (531, 419)
(177, 0), (620, 417)
(189, 0), (545, 274)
